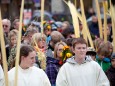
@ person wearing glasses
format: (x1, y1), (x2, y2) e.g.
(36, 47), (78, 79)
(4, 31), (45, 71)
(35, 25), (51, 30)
(2, 19), (11, 46)
(2, 19), (11, 38)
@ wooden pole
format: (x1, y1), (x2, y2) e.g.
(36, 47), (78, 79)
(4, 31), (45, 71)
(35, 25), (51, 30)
(95, 0), (103, 39)
(80, 0), (94, 48)
(63, 0), (83, 22)
(67, 1), (80, 38)
(14, 0), (24, 86)
(41, 0), (45, 34)
(75, 0), (77, 8)
(0, 8), (9, 86)
(80, 0), (87, 42)
(110, 0), (115, 52)
(103, 1), (108, 42)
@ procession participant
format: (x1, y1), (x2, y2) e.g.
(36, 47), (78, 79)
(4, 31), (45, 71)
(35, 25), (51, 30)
(61, 21), (70, 31)
(106, 53), (115, 86)
(8, 44), (51, 86)
(6, 29), (18, 60)
(12, 19), (19, 30)
(56, 37), (109, 86)
(31, 33), (47, 70)
(86, 47), (96, 61)
(89, 15), (99, 39)
(47, 31), (65, 58)
(0, 65), (4, 86)
(43, 21), (52, 44)
(96, 42), (112, 72)
(46, 41), (67, 86)
(2, 19), (11, 38)
(2, 19), (11, 45)
(0, 47), (5, 86)
(22, 28), (37, 45)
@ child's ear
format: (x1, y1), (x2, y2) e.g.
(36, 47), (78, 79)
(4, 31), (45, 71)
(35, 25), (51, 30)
(72, 47), (75, 54)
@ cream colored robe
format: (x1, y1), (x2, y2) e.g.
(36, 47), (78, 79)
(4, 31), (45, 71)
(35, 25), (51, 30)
(8, 66), (51, 86)
(56, 57), (110, 86)
(0, 65), (4, 86)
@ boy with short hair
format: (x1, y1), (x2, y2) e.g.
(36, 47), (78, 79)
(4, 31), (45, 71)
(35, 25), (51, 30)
(56, 37), (110, 86)
(8, 44), (51, 86)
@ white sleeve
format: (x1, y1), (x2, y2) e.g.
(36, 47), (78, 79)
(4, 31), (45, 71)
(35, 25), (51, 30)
(56, 65), (69, 86)
(96, 64), (110, 86)
(0, 65), (5, 86)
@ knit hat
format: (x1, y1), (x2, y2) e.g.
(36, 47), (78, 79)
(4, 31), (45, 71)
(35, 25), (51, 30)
(111, 53), (115, 59)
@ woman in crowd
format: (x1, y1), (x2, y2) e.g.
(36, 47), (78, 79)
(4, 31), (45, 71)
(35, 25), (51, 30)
(31, 33), (47, 70)
(6, 29), (18, 69)
(46, 41), (67, 86)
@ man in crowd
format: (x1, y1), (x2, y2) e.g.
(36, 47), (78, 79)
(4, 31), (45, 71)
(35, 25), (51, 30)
(2, 19), (11, 38)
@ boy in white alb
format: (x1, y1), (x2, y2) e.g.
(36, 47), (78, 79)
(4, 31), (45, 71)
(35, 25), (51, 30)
(56, 37), (110, 86)
(0, 47), (5, 86)
(8, 44), (51, 86)
(0, 65), (4, 86)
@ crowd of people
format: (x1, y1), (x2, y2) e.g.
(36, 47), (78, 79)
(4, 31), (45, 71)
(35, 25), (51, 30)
(0, 6), (115, 86)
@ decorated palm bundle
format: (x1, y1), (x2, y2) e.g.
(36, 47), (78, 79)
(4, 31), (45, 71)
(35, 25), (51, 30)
(59, 46), (73, 65)
(34, 45), (46, 70)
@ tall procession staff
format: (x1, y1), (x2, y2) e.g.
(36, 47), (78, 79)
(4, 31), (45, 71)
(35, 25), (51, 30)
(95, 0), (103, 39)
(0, 7), (9, 86)
(14, 0), (24, 86)
(110, 0), (115, 52)
(80, 0), (94, 48)
(63, 0), (80, 38)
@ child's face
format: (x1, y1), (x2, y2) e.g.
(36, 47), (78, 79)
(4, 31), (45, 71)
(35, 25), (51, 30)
(27, 33), (34, 41)
(44, 29), (51, 36)
(10, 35), (17, 47)
(111, 59), (115, 68)
(98, 54), (105, 60)
(73, 43), (87, 59)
